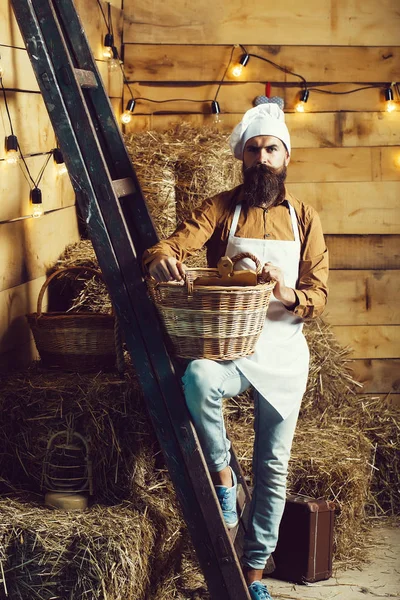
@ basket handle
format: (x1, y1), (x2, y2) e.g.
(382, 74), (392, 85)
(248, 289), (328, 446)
(36, 266), (106, 317)
(228, 252), (263, 275)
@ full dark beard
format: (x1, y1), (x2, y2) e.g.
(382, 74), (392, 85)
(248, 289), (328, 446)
(242, 163), (287, 209)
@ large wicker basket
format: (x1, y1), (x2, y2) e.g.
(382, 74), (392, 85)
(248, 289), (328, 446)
(147, 252), (275, 361)
(27, 267), (119, 372)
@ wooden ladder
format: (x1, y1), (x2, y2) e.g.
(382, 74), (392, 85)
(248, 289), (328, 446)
(10, 0), (255, 597)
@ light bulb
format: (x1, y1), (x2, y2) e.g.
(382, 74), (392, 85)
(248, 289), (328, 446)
(384, 88), (396, 113)
(5, 135), (19, 164)
(57, 163), (68, 175)
(103, 33), (114, 59)
(53, 148), (67, 175)
(108, 58), (120, 72)
(121, 99), (136, 125)
(232, 63), (244, 77)
(31, 187), (43, 219)
(231, 54), (249, 78)
(211, 100), (222, 125)
(295, 89), (309, 113)
(6, 148), (19, 164)
(32, 204), (44, 219)
(121, 111), (132, 124)
(108, 46), (121, 72)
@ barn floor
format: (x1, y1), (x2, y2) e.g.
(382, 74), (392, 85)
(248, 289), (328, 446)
(265, 525), (400, 600)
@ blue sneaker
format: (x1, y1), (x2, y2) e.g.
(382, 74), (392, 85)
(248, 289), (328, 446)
(248, 581), (273, 600)
(215, 467), (238, 529)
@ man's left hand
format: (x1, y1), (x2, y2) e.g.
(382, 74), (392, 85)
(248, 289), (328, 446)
(261, 262), (297, 308)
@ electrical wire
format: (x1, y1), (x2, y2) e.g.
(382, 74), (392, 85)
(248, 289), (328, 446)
(309, 84), (382, 95)
(240, 44), (307, 87)
(214, 45), (236, 102)
(0, 74), (14, 135)
(96, 0), (110, 31)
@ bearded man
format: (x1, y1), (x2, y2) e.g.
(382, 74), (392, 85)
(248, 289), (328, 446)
(143, 104), (328, 600)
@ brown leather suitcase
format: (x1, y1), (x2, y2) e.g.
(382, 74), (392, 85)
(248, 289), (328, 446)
(271, 494), (335, 583)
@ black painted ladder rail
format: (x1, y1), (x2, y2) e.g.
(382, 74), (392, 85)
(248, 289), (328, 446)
(10, 0), (253, 598)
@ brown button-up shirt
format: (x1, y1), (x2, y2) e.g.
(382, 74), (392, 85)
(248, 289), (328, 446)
(143, 185), (329, 319)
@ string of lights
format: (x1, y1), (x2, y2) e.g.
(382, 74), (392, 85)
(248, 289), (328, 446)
(1, 63), (68, 219)
(115, 38), (398, 120)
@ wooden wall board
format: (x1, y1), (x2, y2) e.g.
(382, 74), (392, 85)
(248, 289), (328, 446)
(0, 92), (55, 157)
(123, 83), (392, 115)
(337, 112), (400, 148)
(0, 2), (24, 48)
(0, 274), (46, 355)
(326, 235), (400, 270)
(325, 270), (400, 326)
(122, 0), (400, 46)
(0, 206), (80, 292)
(349, 359), (400, 394)
(0, 155), (75, 221)
(123, 44), (400, 84)
(288, 182), (400, 235)
(124, 109), (400, 150)
(288, 147), (400, 184)
(331, 325), (400, 359)
(0, 46), (39, 90)
(372, 147), (400, 182)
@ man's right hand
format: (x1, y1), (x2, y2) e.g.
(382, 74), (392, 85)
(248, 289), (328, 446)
(148, 255), (186, 283)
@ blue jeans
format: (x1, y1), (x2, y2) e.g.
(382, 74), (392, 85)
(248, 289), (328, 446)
(182, 358), (301, 570)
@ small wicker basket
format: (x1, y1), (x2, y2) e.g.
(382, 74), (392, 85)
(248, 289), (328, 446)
(27, 267), (120, 372)
(147, 252), (275, 361)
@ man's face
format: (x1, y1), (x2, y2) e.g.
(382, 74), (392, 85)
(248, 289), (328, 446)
(243, 135), (289, 171)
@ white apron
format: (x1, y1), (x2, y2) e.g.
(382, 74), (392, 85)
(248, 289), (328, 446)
(227, 203), (309, 419)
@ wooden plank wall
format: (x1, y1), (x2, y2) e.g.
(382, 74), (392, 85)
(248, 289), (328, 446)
(0, 0), (123, 369)
(122, 0), (400, 405)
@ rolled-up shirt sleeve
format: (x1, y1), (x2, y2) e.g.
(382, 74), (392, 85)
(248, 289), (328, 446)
(142, 197), (219, 268)
(292, 208), (329, 319)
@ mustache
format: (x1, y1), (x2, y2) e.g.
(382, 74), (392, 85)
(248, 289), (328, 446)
(242, 163), (287, 208)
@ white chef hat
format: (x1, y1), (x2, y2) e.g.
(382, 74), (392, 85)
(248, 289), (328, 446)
(229, 104), (291, 160)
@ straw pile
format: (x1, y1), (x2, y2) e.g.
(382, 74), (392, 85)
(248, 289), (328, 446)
(0, 365), (206, 600)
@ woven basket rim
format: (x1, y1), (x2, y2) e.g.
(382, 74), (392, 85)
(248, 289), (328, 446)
(27, 311), (114, 319)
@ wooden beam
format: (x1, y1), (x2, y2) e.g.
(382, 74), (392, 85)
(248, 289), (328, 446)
(123, 44), (400, 83)
(122, 0), (400, 46)
(326, 235), (400, 270)
(325, 270), (400, 326)
(331, 325), (400, 359)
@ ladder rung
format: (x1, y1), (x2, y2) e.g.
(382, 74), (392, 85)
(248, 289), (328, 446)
(74, 68), (97, 88)
(112, 177), (136, 198)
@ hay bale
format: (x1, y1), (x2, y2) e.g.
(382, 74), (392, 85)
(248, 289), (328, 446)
(0, 496), (154, 600)
(125, 130), (177, 239)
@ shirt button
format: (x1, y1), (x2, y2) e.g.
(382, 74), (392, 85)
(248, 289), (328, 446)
(264, 233), (270, 238)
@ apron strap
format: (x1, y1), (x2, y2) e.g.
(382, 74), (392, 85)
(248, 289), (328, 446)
(229, 203), (242, 237)
(288, 203), (300, 243)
